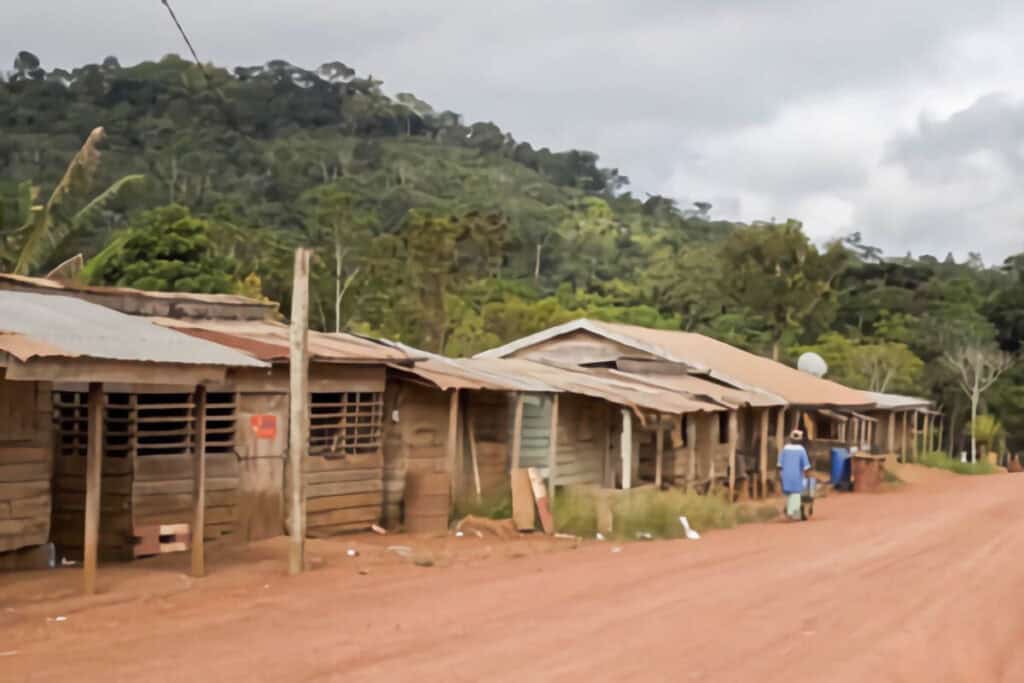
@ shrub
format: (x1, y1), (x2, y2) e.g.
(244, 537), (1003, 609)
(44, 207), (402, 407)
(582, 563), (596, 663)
(918, 451), (997, 475)
(552, 486), (773, 540)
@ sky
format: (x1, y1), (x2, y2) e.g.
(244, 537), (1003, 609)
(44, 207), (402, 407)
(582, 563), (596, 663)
(7, 1), (1024, 262)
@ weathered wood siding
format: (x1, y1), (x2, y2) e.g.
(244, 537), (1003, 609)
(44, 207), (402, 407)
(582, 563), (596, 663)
(552, 394), (607, 487)
(504, 329), (655, 365)
(0, 379), (53, 554)
(53, 388), (242, 560)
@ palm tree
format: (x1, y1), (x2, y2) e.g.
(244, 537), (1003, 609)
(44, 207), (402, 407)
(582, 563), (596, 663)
(2, 127), (144, 275)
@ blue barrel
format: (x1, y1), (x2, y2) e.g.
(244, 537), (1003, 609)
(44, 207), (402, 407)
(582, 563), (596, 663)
(830, 447), (851, 488)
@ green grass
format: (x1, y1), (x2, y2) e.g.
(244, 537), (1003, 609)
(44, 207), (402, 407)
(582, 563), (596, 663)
(918, 451), (998, 475)
(882, 467), (905, 485)
(452, 490), (513, 521)
(551, 487), (778, 540)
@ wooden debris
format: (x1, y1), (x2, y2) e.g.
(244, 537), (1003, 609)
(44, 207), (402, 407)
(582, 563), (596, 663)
(526, 468), (554, 534)
(510, 468), (536, 531)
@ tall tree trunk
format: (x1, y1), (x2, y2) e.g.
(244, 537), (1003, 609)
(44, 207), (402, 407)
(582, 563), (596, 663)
(771, 339), (781, 362)
(970, 387), (979, 464)
(334, 236), (342, 334)
(534, 243), (543, 281)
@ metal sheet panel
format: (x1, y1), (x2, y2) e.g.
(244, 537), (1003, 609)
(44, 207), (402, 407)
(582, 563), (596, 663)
(0, 291), (266, 368)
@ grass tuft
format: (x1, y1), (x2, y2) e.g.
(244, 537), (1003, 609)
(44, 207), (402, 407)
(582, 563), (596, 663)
(918, 451), (998, 475)
(552, 486), (777, 540)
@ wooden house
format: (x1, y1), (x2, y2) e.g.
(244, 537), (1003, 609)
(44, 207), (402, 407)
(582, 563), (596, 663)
(864, 392), (942, 461)
(476, 319), (876, 493)
(378, 345), (727, 531)
(0, 290), (265, 591)
(0, 274), (410, 542)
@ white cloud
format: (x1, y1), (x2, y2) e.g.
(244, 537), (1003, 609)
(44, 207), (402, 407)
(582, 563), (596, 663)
(6, 1), (1024, 259)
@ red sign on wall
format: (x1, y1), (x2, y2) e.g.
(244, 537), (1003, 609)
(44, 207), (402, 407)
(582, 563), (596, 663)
(250, 414), (277, 440)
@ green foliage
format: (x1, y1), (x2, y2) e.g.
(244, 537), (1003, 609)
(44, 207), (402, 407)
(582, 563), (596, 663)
(794, 332), (924, 393)
(4, 52), (1024, 450)
(917, 452), (997, 476)
(83, 204), (239, 293)
(551, 487), (769, 540)
(971, 414), (1005, 454)
(452, 491), (513, 521)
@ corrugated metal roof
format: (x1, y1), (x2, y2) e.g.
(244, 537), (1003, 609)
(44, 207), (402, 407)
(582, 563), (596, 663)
(382, 342), (555, 391)
(0, 291), (266, 367)
(0, 273), (267, 306)
(864, 391), (934, 411)
(493, 360), (725, 414)
(610, 370), (785, 408)
(153, 319), (409, 364)
(477, 319), (872, 409)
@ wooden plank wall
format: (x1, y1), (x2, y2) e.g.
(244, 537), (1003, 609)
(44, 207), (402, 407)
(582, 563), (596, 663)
(234, 390), (287, 541)
(52, 389), (243, 560)
(380, 384), (404, 528)
(467, 392), (511, 498)
(551, 394), (606, 488)
(0, 379), (53, 554)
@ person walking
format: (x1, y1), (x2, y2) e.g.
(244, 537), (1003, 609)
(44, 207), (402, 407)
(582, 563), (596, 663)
(778, 429), (811, 520)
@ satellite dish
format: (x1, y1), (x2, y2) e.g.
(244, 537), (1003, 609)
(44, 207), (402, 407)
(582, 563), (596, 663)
(797, 352), (828, 378)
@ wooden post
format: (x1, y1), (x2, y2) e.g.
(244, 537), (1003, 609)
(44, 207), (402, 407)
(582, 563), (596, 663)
(467, 406), (482, 501)
(707, 412), (718, 486)
(887, 413), (896, 455)
(191, 385), (208, 578)
(900, 411), (908, 462)
(924, 413), (932, 455)
(759, 408), (769, 498)
(83, 382), (104, 595)
(727, 411), (738, 499)
(911, 411), (919, 462)
(620, 408), (633, 489)
(654, 419), (665, 489)
(511, 393), (524, 470)
(548, 394), (559, 501)
(288, 247), (311, 576)
(686, 414), (697, 491)
(446, 389), (460, 497)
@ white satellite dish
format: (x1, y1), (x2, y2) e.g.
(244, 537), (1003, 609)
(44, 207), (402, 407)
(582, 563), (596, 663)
(797, 352), (828, 378)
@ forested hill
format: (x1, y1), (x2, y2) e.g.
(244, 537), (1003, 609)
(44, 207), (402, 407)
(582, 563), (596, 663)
(2, 51), (1024, 449)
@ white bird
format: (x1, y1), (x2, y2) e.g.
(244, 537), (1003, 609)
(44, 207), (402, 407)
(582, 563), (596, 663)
(679, 516), (701, 540)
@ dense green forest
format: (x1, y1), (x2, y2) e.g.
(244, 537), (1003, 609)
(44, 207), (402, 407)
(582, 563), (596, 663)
(2, 51), (1023, 451)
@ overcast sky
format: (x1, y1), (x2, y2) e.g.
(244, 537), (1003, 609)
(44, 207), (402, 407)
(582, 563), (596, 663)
(7, 1), (1024, 262)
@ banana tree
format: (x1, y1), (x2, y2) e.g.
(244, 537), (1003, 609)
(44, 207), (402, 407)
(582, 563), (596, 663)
(3, 127), (144, 275)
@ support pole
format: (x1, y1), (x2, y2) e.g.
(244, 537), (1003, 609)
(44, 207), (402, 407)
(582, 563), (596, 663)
(655, 419), (665, 489)
(191, 385), (207, 578)
(759, 408), (769, 498)
(620, 408), (633, 489)
(727, 410), (738, 499)
(911, 411), (919, 462)
(706, 413), (718, 488)
(901, 411), (908, 462)
(467, 405), (482, 501)
(686, 414), (697, 491)
(548, 394), (559, 501)
(83, 382), (104, 595)
(288, 247), (311, 576)
(446, 389), (460, 497)
(511, 393), (524, 470)
(887, 413), (896, 456)
(923, 413), (931, 456)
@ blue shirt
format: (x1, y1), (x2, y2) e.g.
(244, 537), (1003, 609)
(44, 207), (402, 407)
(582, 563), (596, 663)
(777, 444), (811, 494)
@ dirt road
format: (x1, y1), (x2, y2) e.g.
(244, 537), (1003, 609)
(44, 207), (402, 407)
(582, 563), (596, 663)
(3, 467), (1023, 682)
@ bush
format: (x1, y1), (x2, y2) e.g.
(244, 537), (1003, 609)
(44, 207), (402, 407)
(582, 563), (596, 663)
(552, 486), (775, 540)
(452, 490), (513, 521)
(918, 451), (998, 475)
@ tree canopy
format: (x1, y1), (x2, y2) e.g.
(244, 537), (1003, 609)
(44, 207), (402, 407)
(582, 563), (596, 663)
(2, 51), (1024, 450)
